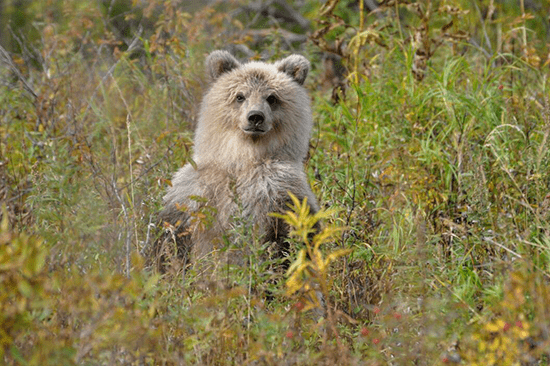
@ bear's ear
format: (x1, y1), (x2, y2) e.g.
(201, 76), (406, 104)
(206, 50), (241, 81)
(275, 54), (310, 85)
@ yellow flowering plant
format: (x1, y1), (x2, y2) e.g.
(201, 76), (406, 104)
(272, 193), (350, 312)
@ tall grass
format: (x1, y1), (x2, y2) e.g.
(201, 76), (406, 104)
(1, 0), (550, 364)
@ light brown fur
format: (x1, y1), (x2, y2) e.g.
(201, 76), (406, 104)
(155, 50), (318, 272)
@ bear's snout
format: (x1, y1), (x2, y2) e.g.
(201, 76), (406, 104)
(247, 110), (265, 126)
(242, 107), (271, 136)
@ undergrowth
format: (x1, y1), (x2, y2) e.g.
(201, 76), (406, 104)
(1, 0), (550, 364)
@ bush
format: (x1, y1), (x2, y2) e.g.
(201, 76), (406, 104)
(1, 0), (550, 364)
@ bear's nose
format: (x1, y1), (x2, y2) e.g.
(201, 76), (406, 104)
(247, 110), (265, 126)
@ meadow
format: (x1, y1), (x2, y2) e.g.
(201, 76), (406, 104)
(1, 0), (550, 364)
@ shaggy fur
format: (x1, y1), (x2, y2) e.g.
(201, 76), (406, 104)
(154, 50), (318, 273)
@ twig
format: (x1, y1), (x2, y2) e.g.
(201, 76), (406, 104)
(483, 237), (522, 259)
(243, 0), (310, 30)
(0, 44), (38, 99)
(80, 26), (142, 125)
(472, 0), (493, 56)
(112, 178), (132, 277)
(520, 0), (528, 57)
(142, 214), (155, 256)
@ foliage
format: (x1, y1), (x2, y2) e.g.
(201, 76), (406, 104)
(274, 193), (348, 312)
(462, 269), (550, 365)
(1, 0), (550, 364)
(0, 207), (47, 360)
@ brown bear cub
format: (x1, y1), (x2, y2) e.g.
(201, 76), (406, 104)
(154, 50), (318, 276)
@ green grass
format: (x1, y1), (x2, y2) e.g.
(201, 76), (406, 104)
(1, 0), (550, 364)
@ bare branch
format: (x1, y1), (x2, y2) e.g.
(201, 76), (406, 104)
(0, 43), (37, 99)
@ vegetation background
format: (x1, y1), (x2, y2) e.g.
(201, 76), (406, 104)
(1, 0), (550, 364)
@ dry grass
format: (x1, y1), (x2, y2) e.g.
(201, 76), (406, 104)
(1, 0), (550, 364)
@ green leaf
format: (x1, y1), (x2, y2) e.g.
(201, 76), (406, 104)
(17, 279), (33, 298)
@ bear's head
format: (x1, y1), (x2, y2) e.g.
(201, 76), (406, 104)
(194, 50), (313, 167)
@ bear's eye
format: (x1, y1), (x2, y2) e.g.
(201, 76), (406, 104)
(266, 95), (278, 105)
(236, 94), (246, 103)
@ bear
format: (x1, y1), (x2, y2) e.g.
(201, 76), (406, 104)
(153, 50), (319, 276)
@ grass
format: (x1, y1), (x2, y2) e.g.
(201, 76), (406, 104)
(1, 0), (550, 364)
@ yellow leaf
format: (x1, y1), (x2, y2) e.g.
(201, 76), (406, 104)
(485, 319), (504, 333)
(325, 248), (353, 265)
(286, 249), (307, 276)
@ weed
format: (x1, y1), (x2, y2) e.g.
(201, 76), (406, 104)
(1, 0), (550, 364)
